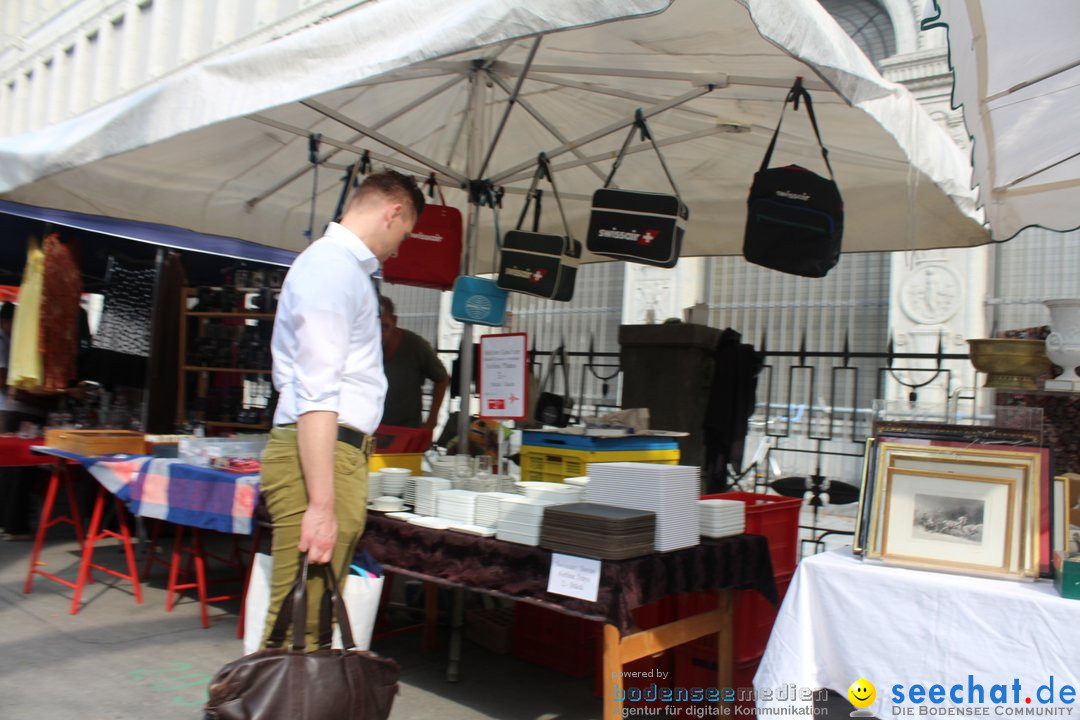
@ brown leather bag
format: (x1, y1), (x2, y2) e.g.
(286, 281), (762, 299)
(203, 557), (400, 720)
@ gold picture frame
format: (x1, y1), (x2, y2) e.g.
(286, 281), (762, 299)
(871, 466), (1018, 577)
(866, 442), (1041, 579)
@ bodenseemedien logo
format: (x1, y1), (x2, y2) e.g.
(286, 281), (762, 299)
(849, 679), (877, 717)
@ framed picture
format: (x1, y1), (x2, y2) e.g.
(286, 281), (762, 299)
(1054, 476), (1067, 557)
(867, 442), (1041, 578)
(1060, 473), (1080, 555)
(853, 437), (876, 555)
(876, 442), (1045, 578)
(872, 466), (1020, 578)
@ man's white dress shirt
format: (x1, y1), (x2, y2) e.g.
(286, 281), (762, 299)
(271, 223), (385, 434)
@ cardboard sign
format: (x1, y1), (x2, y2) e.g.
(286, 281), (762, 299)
(547, 553), (601, 602)
(479, 333), (527, 420)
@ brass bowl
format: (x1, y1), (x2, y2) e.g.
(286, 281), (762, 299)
(966, 339), (1051, 389)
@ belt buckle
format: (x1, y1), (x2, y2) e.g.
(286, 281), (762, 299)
(361, 434), (375, 457)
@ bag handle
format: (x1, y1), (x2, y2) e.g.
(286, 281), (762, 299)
(423, 172), (447, 206)
(515, 154), (574, 241)
(602, 109), (682, 198)
(760, 77), (834, 179)
(539, 344), (571, 396)
(265, 554), (358, 652)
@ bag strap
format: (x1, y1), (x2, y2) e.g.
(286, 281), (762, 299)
(265, 555), (357, 652)
(514, 154), (574, 240)
(760, 77), (834, 179)
(423, 172), (447, 206)
(602, 109), (682, 198)
(539, 344), (570, 395)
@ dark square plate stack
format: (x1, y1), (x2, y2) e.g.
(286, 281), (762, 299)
(540, 502), (656, 560)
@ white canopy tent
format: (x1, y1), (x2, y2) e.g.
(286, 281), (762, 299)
(0, 0), (987, 270)
(923, 1), (1080, 241)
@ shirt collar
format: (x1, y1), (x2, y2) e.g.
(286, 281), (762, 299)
(322, 222), (380, 275)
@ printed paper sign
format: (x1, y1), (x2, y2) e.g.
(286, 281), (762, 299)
(547, 553), (601, 602)
(479, 333), (527, 420)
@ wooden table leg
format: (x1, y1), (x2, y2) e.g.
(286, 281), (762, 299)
(446, 587), (465, 682)
(603, 623), (623, 718)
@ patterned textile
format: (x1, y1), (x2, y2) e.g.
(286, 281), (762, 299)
(31, 447), (259, 534)
(360, 513), (777, 633)
(92, 257), (155, 357)
(40, 234), (82, 391)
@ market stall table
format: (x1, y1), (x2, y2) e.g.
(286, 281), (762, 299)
(24, 446), (260, 625)
(360, 512), (777, 717)
(754, 548), (1080, 718)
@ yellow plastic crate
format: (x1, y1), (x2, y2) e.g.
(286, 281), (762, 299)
(519, 446), (680, 483)
(369, 452), (423, 475)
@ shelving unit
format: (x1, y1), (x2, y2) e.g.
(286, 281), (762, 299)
(176, 287), (276, 433)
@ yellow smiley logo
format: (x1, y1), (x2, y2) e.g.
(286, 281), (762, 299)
(848, 679), (876, 709)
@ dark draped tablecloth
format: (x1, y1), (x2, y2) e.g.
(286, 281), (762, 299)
(359, 512), (777, 634)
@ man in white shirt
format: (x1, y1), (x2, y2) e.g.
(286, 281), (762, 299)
(260, 170), (424, 648)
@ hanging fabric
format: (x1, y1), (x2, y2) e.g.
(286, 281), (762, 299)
(8, 238), (44, 390)
(92, 256), (156, 357)
(40, 233), (83, 391)
(586, 109), (688, 268)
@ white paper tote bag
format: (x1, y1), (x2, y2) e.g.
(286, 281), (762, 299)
(243, 553), (384, 654)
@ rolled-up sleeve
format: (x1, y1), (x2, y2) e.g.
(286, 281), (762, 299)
(290, 252), (359, 416)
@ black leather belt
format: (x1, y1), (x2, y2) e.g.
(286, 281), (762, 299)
(336, 425), (368, 451)
(275, 424), (371, 453)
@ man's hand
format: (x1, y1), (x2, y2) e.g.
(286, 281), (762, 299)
(298, 503), (338, 564)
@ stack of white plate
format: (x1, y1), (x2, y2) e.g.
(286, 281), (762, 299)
(517, 481), (584, 505)
(380, 467), (412, 497)
(436, 489), (478, 525)
(496, 496), (553, 546)
(429, 457), (457, 477)
(367, 471), (383, 503)
(413, 476), (451, 516)
(698, 498), (746, 538)
(585, 462), (700, 552)
(475, 492), (520, 528)
(403, 476), (417, 507)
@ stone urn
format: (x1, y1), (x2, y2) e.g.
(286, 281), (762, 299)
(1044, 299), (1080, 387)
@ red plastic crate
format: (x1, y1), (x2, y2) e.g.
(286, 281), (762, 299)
(672, 647), (761, 709)
(702, 491), (802, 574)
(733, 572), (792, 662)
(512, 602), (599, 678)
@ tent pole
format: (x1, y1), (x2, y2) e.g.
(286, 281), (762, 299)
(455, 64), (487, 457)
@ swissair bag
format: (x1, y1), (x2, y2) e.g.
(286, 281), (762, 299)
(743, 78), (843, 278)
(586, 110), (687, 268)
(497, 154), (581, 302)
(382, 175), (463, 290)
(450, 196), (508, 327)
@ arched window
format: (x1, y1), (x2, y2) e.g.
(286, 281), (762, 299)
(819, 0), (897, 67)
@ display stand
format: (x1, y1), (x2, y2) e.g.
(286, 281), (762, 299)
(176, 287), (275, 433)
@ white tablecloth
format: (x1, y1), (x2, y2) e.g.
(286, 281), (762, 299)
(754, 548), (1080, 718)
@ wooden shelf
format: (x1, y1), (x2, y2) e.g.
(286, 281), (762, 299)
(205, 421), (271, 430)
(184, 366), (272, 374)
(186, 312), (275, 319)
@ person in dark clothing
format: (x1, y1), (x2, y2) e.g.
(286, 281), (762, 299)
(703, 328), (764, 494)
(378, 295), (449, 431)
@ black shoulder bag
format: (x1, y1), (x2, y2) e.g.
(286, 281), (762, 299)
(534, 344), (574, 427)
(586, 109), (688, 268)
(743, 78), (843, 278)
(496, 153), (582, 302)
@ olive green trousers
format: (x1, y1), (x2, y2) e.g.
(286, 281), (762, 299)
(258, 426), (369, 650)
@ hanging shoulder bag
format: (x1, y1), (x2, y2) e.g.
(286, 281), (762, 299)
(497, 154), (582, 302)
(382, 175), (464, 290)
(204, 556), (400, 720)
(743, 78), (843, 278)
(450, 190), (509, 327)
(586, 110), (688, 268)
(534, 344), (574, 427)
